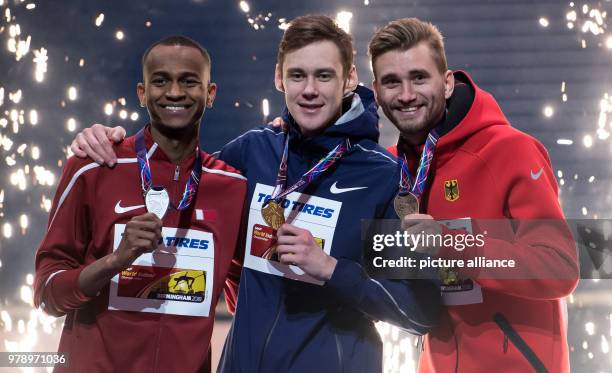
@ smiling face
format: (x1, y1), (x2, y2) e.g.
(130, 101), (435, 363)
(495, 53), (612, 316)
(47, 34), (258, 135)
(275, 40), (357, 137)
(137, 44), (216, 135)
(372, 42), (453, 144)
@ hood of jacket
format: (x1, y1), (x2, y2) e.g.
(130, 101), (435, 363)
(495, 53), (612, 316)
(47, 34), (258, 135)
(436, 71), (511, 157)
(393, 71), (511, 166)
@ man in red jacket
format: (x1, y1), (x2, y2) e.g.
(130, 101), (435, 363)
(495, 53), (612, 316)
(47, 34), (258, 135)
(369, 18), (578, 372)
(34, 36), (247, 372)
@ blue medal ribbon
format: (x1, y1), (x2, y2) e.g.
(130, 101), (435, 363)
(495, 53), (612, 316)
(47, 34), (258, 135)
(265, 133), (349, 206)
(397, 129), (440, 201)
(135, 127), (202, 211)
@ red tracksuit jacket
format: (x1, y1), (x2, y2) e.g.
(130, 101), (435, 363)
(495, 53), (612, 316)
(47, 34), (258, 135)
(34, 127), (246, 373)
(389, 72), (578, 373)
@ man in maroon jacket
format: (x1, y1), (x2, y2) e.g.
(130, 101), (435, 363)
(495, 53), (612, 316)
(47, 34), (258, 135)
(34, 36), (247, 373)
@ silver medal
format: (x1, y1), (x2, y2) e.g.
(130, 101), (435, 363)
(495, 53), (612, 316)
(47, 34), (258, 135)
(145, 186), (169, 219)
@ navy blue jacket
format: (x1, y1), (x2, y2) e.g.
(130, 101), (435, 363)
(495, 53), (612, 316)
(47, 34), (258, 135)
(217, 86), (440, 372)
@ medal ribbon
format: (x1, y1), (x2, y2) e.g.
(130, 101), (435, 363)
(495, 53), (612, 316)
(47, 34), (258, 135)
(266, 134), (349, 205)
(397, 129), (439, 199)
(135, 128), (202, 211)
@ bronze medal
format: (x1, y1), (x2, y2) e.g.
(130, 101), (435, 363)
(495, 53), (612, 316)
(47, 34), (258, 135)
(261, 200), (285, 230)
(394, 193), (419, 218)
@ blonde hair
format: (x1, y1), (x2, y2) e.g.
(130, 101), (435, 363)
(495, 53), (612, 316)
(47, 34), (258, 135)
(368, 18), (447, 77)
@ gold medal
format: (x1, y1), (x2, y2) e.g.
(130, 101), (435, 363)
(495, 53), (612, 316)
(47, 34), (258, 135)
(261, 200), (285, 230)
(394, 193), (419, 218)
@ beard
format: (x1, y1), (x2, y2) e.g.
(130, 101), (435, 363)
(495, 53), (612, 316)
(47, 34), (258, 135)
(384, 98), (446, 146)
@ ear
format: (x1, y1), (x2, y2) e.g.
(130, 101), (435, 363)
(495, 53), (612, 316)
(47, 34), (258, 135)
(444, 70), (455, 99)
(206, 82), (217, 108)
(343, 65), (358, 95)
(137, 83), (146, 107)
(372, 79), (380, 105)
(274, 64), (284, 92)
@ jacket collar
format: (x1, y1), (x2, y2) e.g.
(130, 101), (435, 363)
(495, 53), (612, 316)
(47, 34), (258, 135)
(281, 85), (380, 156)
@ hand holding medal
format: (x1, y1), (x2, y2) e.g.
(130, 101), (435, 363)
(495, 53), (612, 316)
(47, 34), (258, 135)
(401, 213), (442, 255)
(275, 223), (337, 281)
(111, 213), (163, 271)
(260, 132), (348, 263)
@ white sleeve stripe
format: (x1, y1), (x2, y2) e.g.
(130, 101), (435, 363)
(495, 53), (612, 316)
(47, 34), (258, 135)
(147, 143), (158, 158)
(116, 158), (137, 163)
(354, 144), (398, 164)
(202, 166), (247, 180)
(369, 278), (409, 319)
(44, 270), (66, 289)
(48, 162), (99, 230)
(48, 157), (138, 230)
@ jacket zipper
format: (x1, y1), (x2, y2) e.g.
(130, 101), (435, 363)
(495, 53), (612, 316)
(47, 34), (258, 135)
(445, 316), (459, 373)
(335, 332), (344, 373)
(172, 165), (180, 213)
(152, 167), (179, 371)
(493, 313), (548, 373)
(258, 294), (283, 372)
(152, 315), (163, 373)
(503, 334), (508, 353)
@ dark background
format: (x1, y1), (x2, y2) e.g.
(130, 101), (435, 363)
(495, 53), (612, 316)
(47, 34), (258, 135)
(1, 1), (610, 371)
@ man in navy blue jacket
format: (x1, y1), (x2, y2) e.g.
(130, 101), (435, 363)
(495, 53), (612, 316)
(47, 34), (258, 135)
(69, 15), (440, 373)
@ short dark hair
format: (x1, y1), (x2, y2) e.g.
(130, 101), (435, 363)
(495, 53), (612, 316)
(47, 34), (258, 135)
(277, 15), (354, 78)
(142, 35), (211, 74)
(368, 18), (447, 77)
